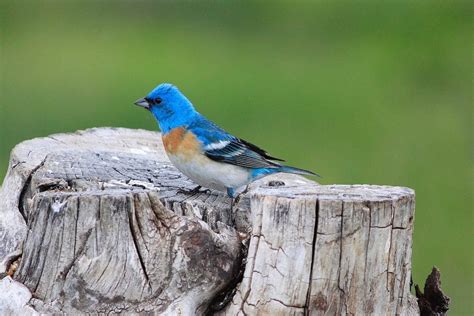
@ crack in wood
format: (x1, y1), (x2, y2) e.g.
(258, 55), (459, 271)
(364, 202), (372, 283)
(338, 202), (348, 315)
(304, 198), (319, 315)
(386, 204), (395, 294)
(17, 154), (49, 222)
(126, 196), (151, 289)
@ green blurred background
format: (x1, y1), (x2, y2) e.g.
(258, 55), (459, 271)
(1, 1), (472, 313)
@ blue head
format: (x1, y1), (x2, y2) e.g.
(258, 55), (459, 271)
(134, 83), (197, 133)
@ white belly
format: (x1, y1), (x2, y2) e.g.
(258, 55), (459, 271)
(167, 153), (251, 192)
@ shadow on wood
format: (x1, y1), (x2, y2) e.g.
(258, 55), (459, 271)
(0, 128), (419, 315)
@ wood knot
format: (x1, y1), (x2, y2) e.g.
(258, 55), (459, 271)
(312, 292), (328, 311)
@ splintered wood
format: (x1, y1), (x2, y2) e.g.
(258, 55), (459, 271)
(0, 128), (419, 315)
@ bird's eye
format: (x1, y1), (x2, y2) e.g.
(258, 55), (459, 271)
(154, 98), (162, 104)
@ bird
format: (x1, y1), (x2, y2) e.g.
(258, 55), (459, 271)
(134, 83), (318, 199)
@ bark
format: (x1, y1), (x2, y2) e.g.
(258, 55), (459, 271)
(0, 127), (419, 315)
(415, 267), (450, 316)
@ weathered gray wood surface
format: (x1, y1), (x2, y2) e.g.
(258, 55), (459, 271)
(0, 128), (419, 315)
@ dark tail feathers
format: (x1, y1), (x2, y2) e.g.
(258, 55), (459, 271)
(279, 165), (320, 177)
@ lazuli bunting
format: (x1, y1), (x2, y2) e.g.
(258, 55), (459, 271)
(135, 83), (318, 198)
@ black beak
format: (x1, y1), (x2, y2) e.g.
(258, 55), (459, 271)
(134, 97), (150, 110)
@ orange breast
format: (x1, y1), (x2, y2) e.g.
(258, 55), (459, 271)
(162, 127), (200, 159)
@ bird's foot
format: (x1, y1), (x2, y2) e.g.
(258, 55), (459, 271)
(240, 185), (250, 196)
(234, 185), (250, 205)
(228, 185), (250, 211)
(178, 185), (211, 195)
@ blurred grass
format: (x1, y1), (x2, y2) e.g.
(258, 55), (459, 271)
(0, 1), (472, 314)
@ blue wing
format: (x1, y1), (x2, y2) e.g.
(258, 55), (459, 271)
(189, 116), (284, 169)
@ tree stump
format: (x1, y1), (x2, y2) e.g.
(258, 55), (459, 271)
(0, 128), (419, 315)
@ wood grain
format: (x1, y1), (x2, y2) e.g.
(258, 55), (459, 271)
(0, 128), (419, 315)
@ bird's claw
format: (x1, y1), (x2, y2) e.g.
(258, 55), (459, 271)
(178, 185), (211, 195)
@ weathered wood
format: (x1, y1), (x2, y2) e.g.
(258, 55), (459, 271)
(0, 276), (37, 315)
(0, 127), (419, 315)
(415, 267), (450, 315)
(220, 185), (417, 315)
